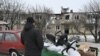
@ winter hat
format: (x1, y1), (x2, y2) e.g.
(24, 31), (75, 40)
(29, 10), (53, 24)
(26, 17), (34, 23)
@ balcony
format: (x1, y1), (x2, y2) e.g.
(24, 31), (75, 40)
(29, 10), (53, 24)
(60, 19), (74, 25)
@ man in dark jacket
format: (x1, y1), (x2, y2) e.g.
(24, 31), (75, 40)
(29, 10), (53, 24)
(21, 17), (44, 56)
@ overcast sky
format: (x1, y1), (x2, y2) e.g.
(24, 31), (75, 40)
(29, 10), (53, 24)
(19, 0), (99, 13)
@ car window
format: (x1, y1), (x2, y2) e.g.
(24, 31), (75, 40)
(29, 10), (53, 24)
(0, 33), (4, 41)
(5, 33), (17, 41)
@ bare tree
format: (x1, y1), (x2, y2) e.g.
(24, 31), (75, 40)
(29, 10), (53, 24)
(72, 14), (88, 42)
(28, 5), (53, 33)
(80, 0), (100, 43)
(1, 0), (24, 30)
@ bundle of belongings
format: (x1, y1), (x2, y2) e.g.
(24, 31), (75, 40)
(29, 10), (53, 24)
(77, 43), (95, 56)
(43, 34), (96, 56)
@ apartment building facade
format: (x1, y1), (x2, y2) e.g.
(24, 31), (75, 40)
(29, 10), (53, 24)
(46, 9), (100, 36)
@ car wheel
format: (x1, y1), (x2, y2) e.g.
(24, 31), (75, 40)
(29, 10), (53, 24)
(9, 51), (20, 56)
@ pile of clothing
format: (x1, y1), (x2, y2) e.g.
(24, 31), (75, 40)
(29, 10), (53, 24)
(78, 43), (95, 56)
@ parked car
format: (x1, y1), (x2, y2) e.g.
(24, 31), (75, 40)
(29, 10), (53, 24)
(0, 30), (24, 56)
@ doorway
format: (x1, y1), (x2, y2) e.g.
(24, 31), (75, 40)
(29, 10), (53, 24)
(64, 29), (69, 34)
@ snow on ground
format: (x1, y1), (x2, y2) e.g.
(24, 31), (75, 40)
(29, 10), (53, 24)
(68, 35), (97, 42)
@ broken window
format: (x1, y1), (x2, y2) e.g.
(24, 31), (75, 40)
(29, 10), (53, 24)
(65, 15), (69, 20)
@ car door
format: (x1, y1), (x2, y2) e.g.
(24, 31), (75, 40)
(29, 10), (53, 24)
(1, 33), (18, 53)
(0, 32), (5, 53)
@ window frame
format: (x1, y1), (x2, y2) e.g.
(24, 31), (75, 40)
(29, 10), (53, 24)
(0, 32), (4, 41)
(75, 15), (79, 20)
(56, 25), (60, 30)
(4, 32), (17, 42)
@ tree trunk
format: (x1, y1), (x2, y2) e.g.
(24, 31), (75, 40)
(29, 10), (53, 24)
(98, 36), (100, 42)
(11, 24), (14, 30)
(84, 30), (87, 42)
(84, 34), (87, 42)
(10, 18), (14, 30)
(95, 15), (98, 43)
(94, 36), (98, 43)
